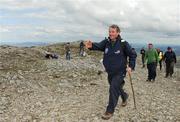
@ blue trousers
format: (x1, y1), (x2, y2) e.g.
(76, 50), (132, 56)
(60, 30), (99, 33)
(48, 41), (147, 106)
(132, 60), (136, 70)
(106, 73), (127, 113)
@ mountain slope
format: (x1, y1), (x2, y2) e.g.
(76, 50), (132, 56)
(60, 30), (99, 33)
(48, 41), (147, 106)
(0, 44), (179, 122)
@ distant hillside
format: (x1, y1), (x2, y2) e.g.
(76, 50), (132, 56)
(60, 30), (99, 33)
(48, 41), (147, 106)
(1, 41), (180, 56)
(0, 42), (49, 47)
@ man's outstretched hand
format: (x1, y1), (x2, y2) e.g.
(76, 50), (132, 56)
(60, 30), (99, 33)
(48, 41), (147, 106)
(84, 40), (92, 49)
(126, 67), (132, 75)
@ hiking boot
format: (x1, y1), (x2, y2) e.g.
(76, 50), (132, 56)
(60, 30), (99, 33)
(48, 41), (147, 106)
(121, 93), (129, 107)
(146, 79), (151, 82)
(121, 100), (127, 107)
(101, 112), (113, 120)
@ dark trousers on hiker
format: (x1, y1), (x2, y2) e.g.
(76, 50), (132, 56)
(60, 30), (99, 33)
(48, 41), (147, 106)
(106, 73), (127, 113)
(79, 48), (84, 56)
(147, 62), (157, 81)
(165, 61), (175, 77)
(132, 60), (136, 70)
(159, 60), (162, 70)
(142, 56), (145, 67)
(66, 51), (71, 60)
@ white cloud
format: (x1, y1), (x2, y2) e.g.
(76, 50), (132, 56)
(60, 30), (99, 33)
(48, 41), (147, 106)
(0, 0), (180, 44)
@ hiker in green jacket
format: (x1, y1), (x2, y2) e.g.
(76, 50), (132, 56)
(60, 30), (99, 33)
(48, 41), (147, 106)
(145, 43), (159, 82)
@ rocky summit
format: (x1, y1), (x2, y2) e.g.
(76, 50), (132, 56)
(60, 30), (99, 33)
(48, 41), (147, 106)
(0, 43), (179, 122)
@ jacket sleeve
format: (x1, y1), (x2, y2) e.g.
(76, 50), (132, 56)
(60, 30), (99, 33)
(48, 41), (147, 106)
(89, 39), (107, 51)
(135, 52), (137, 58)
(163, 52), (166, 61)
(155, 49), (159, 62)
(124, 41), (134, 69)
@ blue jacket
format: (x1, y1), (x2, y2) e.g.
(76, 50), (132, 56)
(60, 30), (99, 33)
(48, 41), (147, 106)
(131, 50), (137, 60)
(90, 35), (134, 75)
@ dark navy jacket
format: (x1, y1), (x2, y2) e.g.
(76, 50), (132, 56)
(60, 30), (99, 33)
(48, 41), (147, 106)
(164, 51), (177, 63)
(90, 35), (134, 76)
(131, 50), (137, 61)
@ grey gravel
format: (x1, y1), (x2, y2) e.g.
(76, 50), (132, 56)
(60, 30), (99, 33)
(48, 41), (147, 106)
(0, 44), (179, 122)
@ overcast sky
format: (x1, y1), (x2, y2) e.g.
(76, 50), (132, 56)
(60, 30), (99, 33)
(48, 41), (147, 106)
(0, 0), (180, 45)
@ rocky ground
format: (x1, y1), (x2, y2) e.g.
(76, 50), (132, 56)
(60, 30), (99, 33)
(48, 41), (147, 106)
(0, 43), (179, 122)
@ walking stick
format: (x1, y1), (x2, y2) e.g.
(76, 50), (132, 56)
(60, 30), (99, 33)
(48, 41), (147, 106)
(127, 70), (137, 109)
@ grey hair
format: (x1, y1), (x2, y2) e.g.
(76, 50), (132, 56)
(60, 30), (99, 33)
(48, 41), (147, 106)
(109, 24), (121, 33)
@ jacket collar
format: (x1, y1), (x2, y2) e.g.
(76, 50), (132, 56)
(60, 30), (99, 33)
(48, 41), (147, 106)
(107, 35), (122, 42)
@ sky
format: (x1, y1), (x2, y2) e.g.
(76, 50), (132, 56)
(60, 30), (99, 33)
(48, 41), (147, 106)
(0, 0), (180, 45)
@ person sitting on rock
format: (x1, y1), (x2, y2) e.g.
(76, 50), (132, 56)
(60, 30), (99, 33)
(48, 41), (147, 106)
(45, 51), (58, 59)
(52, 53), (58, 59)
(84, 24), (134, 120)
(45, 51), (53, 59)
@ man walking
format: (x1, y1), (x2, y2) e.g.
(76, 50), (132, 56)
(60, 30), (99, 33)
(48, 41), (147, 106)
(79, 41), (85, 56)
(145, 43), (159, 82)
(163, 47), (177, 77)
(84, 24), (134, 120)
(65, 42), (71, 60)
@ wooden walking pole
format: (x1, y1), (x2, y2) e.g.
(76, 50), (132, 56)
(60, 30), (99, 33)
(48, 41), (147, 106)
(128, 70), (137, 109)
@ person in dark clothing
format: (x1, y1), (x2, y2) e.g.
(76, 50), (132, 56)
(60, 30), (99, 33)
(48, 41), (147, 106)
(65, 42), (71, 60)
(84, 24), (134, 120)
(163, 47), (177, 77)
(79, 41), (85, 56)
(131, 48), (137, 71)
(45, 51), (58, 59)
(45, 51), (53, 59)
(140, 48), (146, 68)
(157, 48), (163, 70)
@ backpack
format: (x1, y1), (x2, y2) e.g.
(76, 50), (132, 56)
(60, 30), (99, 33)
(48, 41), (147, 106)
(118, 39), (127, 59)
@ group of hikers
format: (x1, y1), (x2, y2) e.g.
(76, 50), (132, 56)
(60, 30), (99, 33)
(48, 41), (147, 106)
(140, 44), (177, 81)
(45, 24), (177, 120)
(84, 24), (177, 120)
(45, 41), (86, 60)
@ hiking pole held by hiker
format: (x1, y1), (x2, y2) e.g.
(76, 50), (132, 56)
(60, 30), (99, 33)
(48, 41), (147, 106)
(127, 66), (137, 109)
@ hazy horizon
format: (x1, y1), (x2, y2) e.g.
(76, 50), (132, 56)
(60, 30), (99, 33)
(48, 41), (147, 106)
(1, 39), (180, 46)
(1, 39), (180, 47)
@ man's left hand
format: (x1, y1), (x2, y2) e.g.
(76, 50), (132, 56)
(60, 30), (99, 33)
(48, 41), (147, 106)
(126, 67), (132, 74)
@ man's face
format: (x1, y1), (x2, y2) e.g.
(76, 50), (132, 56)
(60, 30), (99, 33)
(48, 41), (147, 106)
(148, 44), (153, 49)
(168, 49), (172, 52)
(109, 28), (119, 41)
